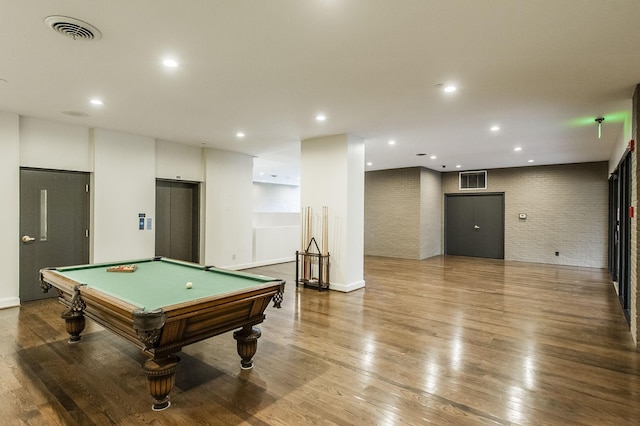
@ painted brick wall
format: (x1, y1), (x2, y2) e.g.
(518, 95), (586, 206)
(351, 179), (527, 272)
(420, 168), (442, 258)
(442, 162), (609, 268)
(364, 168), (422, 258)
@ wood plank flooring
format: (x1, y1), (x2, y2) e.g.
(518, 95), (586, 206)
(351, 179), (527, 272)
(1, 255), (639, 425)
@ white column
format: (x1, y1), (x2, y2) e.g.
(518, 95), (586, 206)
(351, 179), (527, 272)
(91, 129), (156, 262)
(0, 112), (20, 307)
(301, 134), (365, 292)
(203, 148), (254, 269)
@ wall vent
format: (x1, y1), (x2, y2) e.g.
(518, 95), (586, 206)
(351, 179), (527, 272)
(459, 170), (487, 190)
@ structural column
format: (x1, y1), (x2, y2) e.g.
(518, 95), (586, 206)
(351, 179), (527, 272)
(0, 112), (19, 308)
(300, 134), (365, 292)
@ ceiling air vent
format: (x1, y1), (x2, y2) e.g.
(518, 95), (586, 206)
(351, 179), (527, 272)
(44, 16), (102, 40)
(459, 170), (487, 190)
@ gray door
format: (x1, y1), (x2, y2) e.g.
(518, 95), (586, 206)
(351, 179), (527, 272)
(445, 193), (504, 259)
(20, 169), (89, 301)
(155, 180), (200, 263)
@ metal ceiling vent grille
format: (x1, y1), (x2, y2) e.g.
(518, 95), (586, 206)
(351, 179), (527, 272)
(44, 16), (102, 40)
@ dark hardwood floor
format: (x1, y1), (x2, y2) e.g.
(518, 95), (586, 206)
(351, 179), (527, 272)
(1, 255), (639, 425)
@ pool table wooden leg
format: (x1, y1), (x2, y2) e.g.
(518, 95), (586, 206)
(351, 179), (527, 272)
(233, 326), (262, 369)
(60, 309), (85, 343)
(60, 284), (87, 342)
(143, 355), (180, 411)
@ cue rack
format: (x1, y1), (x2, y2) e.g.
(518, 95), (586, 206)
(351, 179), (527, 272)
(295, 206), (330, 291)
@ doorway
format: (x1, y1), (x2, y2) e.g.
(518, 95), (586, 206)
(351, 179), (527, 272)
(155, 180), (200, 263)
(445, 193), (504, 259)
(19, 169), (90, 302)
(608, 152), (631, 324)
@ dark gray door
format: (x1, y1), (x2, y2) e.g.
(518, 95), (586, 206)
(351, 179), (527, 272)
(445, 193), (504, 259)
(155, 180), (200, 263)
(20, 169), (89, 301)
(445, 195), (476, 257)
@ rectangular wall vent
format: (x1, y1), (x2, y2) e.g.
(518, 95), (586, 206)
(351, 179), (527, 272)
(459, 170), (487, 190)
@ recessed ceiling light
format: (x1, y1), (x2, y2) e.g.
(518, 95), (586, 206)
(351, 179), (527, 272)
(367, 162), (373, 166)
(163, 58), (178, 68)
(236, 132), (245, 138)
(528, 159), (534, 163)
(490, 125), (500, 132)
(259, 172), (264, 176)
(89, 99), (103, 106)
(514, 147), (522, 151)
(430, 155), (437, 160)
(456, 165), (461, 168)
(315, 114), (327, 122)
(443, 85), (457, 93)
(388, 140), (396, 145)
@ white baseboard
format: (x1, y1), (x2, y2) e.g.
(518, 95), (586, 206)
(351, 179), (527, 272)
(221, 257), (295, 271)
(327, 279), (365, 293)
(0, 297), (20, 309)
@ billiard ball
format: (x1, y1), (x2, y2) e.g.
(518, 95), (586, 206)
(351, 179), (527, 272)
(186, 282), (193, 289)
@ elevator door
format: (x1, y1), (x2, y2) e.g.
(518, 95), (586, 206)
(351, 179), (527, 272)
(445, 193), (504, 259)
(155, 180), (200, 263)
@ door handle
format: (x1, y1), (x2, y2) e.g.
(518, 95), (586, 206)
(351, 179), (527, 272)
(21, 235), (36, 243)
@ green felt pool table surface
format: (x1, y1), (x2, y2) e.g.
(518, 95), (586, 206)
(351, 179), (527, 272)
(54, 257), (277, 312)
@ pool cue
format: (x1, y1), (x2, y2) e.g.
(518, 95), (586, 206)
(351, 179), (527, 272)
(322, 206), (328, 283)
(302, 206), (307, 280)
(304, 206), (312, 281)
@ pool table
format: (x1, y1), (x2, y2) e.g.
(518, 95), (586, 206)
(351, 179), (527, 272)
(40, 256), (285, 411)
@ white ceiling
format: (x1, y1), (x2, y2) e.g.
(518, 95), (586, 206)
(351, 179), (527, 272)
(2, 1), (639, 185)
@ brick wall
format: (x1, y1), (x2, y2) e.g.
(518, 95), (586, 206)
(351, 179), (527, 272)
(420, 168), (442, 258)
(365, 162), (608, 267)
(442, 162), (608, 267)
(364, 168), (423, 258)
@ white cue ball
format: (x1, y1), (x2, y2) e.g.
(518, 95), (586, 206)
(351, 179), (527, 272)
(186, 282), (193, 289)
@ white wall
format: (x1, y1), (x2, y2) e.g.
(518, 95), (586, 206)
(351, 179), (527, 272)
(253, 212), (300, 227)
(91, 129), (156, 262)
(204, 149), (253, 268)
(0, 112), (20, 308)
(19, 117), (91, 171)
(156, 139), (204, 182)
(608, 99), (633, 173)
(251, 184), (300, 266)
(253, 226), (299, 265)
(253, 182), (300, 212)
